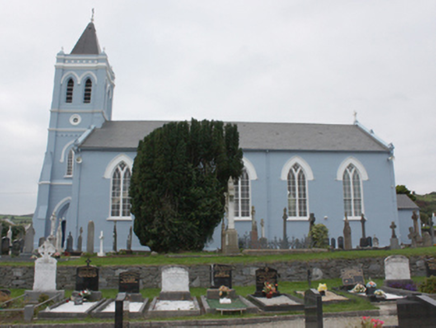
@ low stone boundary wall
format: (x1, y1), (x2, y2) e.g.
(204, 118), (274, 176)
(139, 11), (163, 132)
(0, 256), (427, 290)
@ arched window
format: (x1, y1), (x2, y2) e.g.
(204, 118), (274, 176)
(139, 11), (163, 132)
(287, 163), (307, 217)
(234, 169), (250, 218)
(66, 78), (74, 103)
(111, 162), (131, 218)
(343, 163), (362, 217)
(66, 149), (74, 176)
(84, 78), (92, 103)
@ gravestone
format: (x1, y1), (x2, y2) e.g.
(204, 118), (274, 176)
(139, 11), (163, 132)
(281, 208), (290, 249)
(250, 206), (260, 249)
(127, 226), (132, 251)
(113, 221), (117, 252)
(373, 235), (379, 248)
(210, 264), (232, 289)
(1, 237), (10, 255)
(397, 295), (436, 328)
(337, 236), (344, 249)
(23, 223), (35, 254)
(65, 232), (73, 252)
(119, 271), (140, 294)
(411, 211), (422, 246)
(98, 231), (105, 257)
(11, 240), (21, 256)
(33, 240), (57, 291)
(87, 221), (95, 254)
(343, 215), (352, 250)
(390, 221), (400, 249)
(259, 218), (268, 249)
(359, 214), (368, 247)
(422, 231), (432, 247)
(159, 265), (191, 300)
(77, 227), (83, 252)
(384, 255), (412, 285)
(340, 267), (364, 288)
(330, 238), (336, 249)
(424, 258), (436, 277)
(223, 178), (239, 254)
(254, 266), (279, 297)
(430, 214), (435, 246)
(76, 259), (99, 291)
(408, 227), (418, 248)
(366, 236), (372, 247)
(304, 288), (323, 328)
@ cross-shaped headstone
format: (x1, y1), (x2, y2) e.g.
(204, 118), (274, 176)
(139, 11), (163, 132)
(38, 240), (56, 260)
(86, 258), (91, 267)
(390, 221), (397, 239)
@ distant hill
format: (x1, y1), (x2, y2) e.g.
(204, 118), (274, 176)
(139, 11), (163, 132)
(414, 192), (436, 223)
(0, 214), (33, 225)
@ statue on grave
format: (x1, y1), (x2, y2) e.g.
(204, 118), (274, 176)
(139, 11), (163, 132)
(49, 212), (56, 236)
(260, 219), (265, 239)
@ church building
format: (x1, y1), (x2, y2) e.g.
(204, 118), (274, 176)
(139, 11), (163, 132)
(32, 20), (401, 252)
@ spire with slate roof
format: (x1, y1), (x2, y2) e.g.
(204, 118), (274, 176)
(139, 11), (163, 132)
(71, 11), (101, 55)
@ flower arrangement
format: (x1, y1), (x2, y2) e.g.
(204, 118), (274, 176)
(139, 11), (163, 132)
(317, 283), (327, 295)
(366, 280), (377, 288)
(374, 289), (386, 298)
(350, 283), (366, 293)
(262, 282), (278, 298)
(219, 285), (230, 298)
(361, 316), (384, 327)
(76, 289), (91, 301)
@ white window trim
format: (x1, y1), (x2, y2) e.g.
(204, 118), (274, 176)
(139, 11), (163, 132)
(234, 158), (257, 221)
(105, 154), (134, 220)
(338, 157), (367, 220)
(64, 149), (74, 178)
(60, 140), (76, 163)
(281, 156), (313, 221)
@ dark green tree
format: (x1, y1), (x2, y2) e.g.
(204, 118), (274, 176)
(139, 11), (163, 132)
(130, 119), (243, 252)
(396, 185), (416, 201)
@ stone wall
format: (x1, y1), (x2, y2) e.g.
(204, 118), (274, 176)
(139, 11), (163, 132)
(0, 256), (427, 290)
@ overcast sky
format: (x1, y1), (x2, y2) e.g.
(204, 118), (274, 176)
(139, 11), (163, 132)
(1, 1), (435, 215)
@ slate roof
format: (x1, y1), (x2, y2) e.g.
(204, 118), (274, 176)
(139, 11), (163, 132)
(79, 120), (390, 152)
(71, 22), (101, 55)
(397, 194), (419, 210)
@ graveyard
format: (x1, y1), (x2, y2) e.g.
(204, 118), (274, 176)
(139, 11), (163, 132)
(0, 246), (436, 327)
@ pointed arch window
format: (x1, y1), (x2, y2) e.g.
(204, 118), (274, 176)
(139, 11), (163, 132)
(66, 78), (74, 103)
(234, 169), (250, 218)
(343, 164), (363, 217)
(287, 163), (307, 217)
(84, 78), (92, 103)
(111, 162), (131, 218)
(66, 149), (74, 177)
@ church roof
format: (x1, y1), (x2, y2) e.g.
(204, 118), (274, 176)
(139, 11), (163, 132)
(80, 120), (390, 152)
(397, 194), (419, 210)
(71, 22), (101, 55)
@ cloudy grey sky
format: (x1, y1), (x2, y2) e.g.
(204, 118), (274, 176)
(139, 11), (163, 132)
(0, 1), (435, 215)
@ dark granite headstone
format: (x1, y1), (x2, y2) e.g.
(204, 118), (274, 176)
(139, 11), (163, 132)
(366, 236), (372, 247)
(337, 236), (344, 249)
(118, 271), (140, 293)
(330, 238), (336, 249)
(66, 232), (73, 253)
(76, 264), (99, 291)
(1, 237), (10, 255)
(340, 267), (364, 288)
(359, 237), (369, 248)
(11, 240), (21, 256)
(397, 295), (436, 328)
(425, 258), (436, 277)
(254, 266), (279, 297)
(304, 288), (323, 328)
(38, 237), (45, 247)
(210, 264), (232, 289)
(115, 293), (127, 328)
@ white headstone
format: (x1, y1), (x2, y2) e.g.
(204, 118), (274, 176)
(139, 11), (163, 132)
(161, 266), (189, 293)
(55, 224), (63, 253)
(98, 231), (105, 257)
(384, 255), (411, 280)
(33, 240), (57, 291)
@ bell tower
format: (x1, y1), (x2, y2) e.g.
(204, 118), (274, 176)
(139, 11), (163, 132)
(33, 18), (115, 245)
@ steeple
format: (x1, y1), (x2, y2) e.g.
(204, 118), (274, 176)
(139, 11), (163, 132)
(71, 21), (101, 55)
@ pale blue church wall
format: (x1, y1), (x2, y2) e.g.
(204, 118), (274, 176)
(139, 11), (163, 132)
(67, 149), (146, 252)
(210, 149), (398, 250)
(397, 209), (417, 244)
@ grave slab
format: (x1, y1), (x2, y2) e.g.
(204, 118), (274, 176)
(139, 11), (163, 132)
(247, 293), (304, 312)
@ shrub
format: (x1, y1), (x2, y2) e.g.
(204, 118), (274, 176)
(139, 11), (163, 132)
(309, 224), (329, 248)
(419, 276), (436, 294)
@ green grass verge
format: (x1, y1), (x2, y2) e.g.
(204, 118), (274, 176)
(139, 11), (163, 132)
(2, 246), (435, 267)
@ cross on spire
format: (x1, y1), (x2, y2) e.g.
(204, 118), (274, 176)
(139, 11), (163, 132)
(91, 8), (95, 22)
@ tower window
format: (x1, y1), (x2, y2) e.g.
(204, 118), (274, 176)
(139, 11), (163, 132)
(66, 149), (74, 177)
(84, 78), (92, 103)
(66, 79), (74, 103)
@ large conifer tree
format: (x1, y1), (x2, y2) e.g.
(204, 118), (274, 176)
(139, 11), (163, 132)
(130, 119), (243, 252)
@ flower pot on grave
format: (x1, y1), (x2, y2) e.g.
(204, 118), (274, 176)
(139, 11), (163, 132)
(366, 287), (376, 296)
(266, 292), (273, 299)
